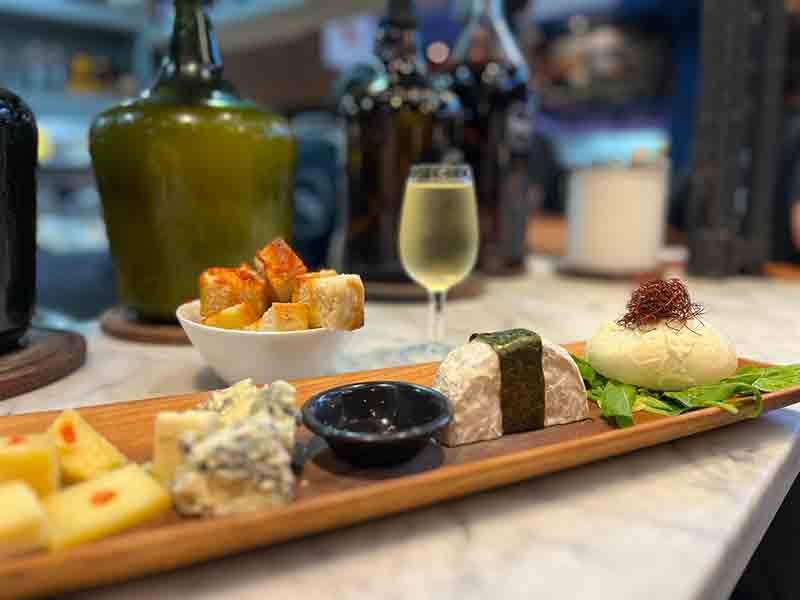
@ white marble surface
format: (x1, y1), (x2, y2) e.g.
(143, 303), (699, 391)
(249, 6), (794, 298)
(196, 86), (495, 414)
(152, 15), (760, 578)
(9, 261), (800, 600)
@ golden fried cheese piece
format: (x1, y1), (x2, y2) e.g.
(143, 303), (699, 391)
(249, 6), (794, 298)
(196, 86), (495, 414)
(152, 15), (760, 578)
(291, 270), (337, 327)
(202, 302), (261, 330)
(255, 238), (308, 303)
(256, 303), (310, 332)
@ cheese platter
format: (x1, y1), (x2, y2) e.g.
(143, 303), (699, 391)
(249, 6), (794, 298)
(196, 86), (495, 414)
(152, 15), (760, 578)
(1, 345), (800, 600)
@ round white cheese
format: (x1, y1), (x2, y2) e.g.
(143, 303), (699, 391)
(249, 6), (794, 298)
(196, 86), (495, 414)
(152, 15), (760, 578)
(585, 319), (738, 391)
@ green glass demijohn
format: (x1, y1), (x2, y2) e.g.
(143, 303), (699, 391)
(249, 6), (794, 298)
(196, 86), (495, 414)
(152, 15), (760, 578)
(90, 0), (297, 321)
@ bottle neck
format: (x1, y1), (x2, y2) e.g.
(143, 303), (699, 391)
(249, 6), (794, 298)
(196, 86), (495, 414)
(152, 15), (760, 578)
(376, 0), (427, 76)
(165, 0), (223, 82)
(471, 0), (504, 19)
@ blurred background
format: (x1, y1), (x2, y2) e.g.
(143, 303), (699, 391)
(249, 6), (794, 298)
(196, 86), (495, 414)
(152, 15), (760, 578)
(8, 0), (795, 321)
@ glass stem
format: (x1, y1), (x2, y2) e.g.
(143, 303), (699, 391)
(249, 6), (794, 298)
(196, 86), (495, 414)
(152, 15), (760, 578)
(429, 290), (447, 343)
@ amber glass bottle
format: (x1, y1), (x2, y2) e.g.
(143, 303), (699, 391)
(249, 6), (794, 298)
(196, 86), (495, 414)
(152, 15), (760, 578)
(339, 0), (462, 282)
(449, 0), (534, 273)
(90, 0), (296, 320)
(0, 88), (37, 350)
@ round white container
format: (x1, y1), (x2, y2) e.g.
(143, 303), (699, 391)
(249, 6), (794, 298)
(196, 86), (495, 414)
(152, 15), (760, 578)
(565, 164), (668, 275)
(177, 300), (351, 385)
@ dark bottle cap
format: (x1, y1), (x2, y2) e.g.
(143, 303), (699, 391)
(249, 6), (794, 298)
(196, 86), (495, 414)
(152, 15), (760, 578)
(383, 0), (417, 28)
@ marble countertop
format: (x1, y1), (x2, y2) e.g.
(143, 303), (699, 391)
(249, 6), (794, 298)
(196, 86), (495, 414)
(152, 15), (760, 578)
(8, 261), (800, 600)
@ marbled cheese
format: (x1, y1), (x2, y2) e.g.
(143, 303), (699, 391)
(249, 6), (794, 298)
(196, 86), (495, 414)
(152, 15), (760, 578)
(434, 341), (503, 447)
(542, 339), (589, 426)
(171, 415), (294, 517)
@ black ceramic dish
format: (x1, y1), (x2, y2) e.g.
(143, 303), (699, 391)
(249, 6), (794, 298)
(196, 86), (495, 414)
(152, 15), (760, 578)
(302, 381), (451, 468)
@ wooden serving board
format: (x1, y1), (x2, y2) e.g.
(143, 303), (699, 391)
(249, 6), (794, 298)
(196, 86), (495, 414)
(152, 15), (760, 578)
(2, 343), (800, 600)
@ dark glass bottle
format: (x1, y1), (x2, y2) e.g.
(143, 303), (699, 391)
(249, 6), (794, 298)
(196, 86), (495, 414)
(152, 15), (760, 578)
(90, 0), (296, 321)
(339, 0), (462, 282)
(0, 89), (37, 351)
(449, 0), (534, 274)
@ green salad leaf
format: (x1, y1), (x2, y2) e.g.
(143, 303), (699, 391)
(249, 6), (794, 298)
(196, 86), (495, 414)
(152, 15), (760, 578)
(601, 382), (636, 428)
(633, 395), (687, 417)
(571, 354), (789, 429)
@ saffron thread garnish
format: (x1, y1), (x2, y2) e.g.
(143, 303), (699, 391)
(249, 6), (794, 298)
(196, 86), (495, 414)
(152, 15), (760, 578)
(617, 279), (705, 333)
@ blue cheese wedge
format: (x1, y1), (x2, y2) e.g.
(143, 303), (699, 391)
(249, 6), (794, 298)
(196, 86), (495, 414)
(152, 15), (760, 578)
(171, 415), (294, 517)
(199, 379), (299, 440)
(151, 411), (221, 484)
(199, 378), (269, 425)
(434, 333), (588, 447)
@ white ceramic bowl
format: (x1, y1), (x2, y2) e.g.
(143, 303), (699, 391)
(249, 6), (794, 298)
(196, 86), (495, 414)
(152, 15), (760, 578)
(177, 300), (351, 385)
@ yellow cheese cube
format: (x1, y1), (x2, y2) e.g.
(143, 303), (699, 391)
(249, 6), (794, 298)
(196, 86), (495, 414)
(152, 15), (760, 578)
(44, 464), (172, 551)
(48, 409), (128, 483)
(151, 411), (220, 484)
(0, 481), (49, 557)
(0, 434), (59, 497)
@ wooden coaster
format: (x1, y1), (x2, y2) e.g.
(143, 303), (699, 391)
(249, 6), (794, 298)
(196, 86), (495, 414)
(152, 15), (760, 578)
(764, 262), (800, 280)
(556, 262), (684, 283)
(0, 328), (86, 400)
(100, 305), (190, 345)
(365, 275), (487, 302)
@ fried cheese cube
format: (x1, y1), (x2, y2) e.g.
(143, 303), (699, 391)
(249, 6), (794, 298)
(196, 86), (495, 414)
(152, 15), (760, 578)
(202, 301), (261, 330)
(255, 238), (308, 302)
(198, 267), (243, 318)
(298, 274), (365, 331)
(256, 303), (310, 332)
(292, 270), (338, 328)
(236, 264), (272, 315)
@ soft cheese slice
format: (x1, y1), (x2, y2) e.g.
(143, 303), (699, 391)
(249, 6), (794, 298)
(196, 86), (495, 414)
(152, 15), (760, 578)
(151, 411), (221, 484)
(542, 338), (589, 426)
(434, 337), (588, 447)
(0, 481), (49, 557)
(0, 433), (60, 497)
(433, 341), (503, 447)
(44, 464), (171, 551)
(48, 409), (127, 483)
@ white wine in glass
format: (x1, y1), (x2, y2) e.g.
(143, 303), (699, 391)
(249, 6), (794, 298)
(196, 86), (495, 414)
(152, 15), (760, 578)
(399, 164), (479, 342)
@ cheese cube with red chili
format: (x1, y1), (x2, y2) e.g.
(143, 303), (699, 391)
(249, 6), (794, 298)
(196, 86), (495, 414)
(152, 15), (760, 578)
(44, 463), (171, 551)
(48, 409), (127, 483)
(0, 433), (60, 497)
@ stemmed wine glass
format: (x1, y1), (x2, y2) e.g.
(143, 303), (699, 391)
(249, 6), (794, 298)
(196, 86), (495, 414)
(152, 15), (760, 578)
(398, 164), (480, 343)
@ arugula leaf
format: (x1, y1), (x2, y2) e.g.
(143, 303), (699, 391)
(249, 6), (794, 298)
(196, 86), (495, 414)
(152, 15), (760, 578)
(571, 355), (601, 386)
(752, 365), (800, 392)
(601, 382), (637, 428)
(634, 395), (688, 417)
(571, 356), (786, 428)
(665, 382), (763, 417)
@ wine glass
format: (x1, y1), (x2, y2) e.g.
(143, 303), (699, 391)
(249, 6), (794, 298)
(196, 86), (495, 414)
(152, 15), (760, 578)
(398, 164), (480, 343)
